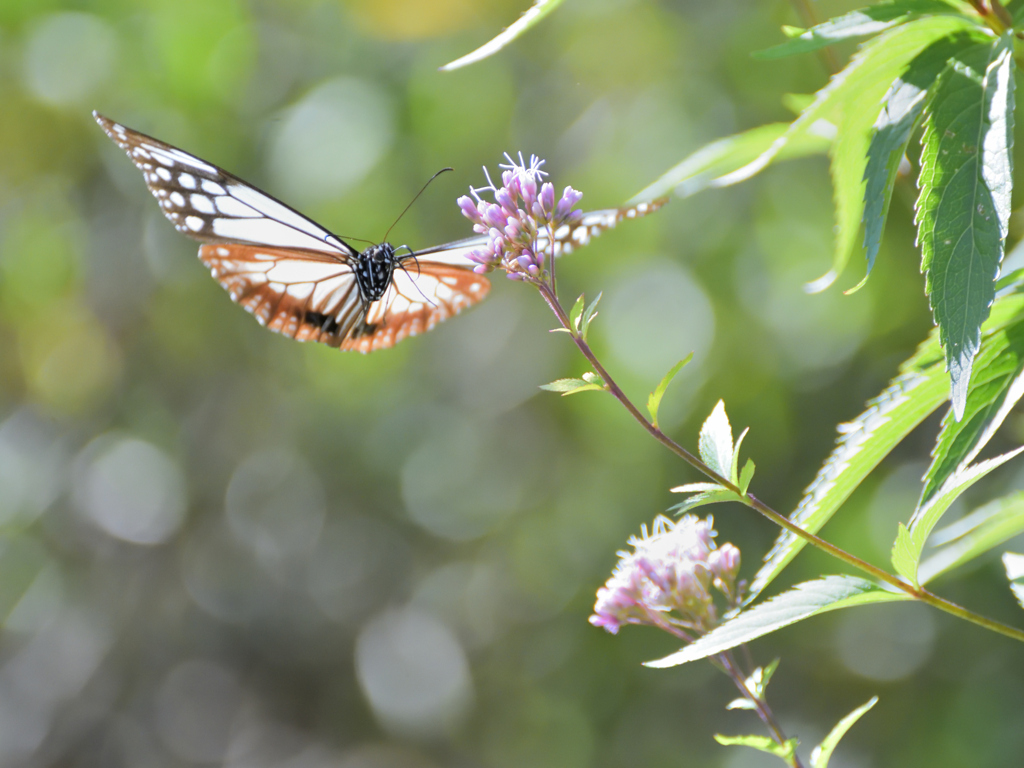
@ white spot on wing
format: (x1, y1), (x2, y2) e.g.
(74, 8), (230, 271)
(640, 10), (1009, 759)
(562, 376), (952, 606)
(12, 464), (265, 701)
(190, 194), (215, 214)
(185, 216), (204, 232)
(209, 217), (341, 252)
(227, 184), (331, 240)
(156, 167), (172, 181)
(178, 173), (196, 189)
(201, 180), (226, 195)
(169, 191), (185, 207)
(215, 196), (257, 217)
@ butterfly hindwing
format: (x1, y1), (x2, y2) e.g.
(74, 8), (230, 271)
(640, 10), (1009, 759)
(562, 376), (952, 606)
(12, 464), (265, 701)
(199, 244), (363, 345)
(414, 198), (668, 263)
(199, 245), (491, 351)
(342, 262), (491, 352)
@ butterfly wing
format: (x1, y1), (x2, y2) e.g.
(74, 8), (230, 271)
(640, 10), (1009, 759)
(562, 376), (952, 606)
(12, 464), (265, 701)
(197, 244), (490, 351)
(342, 259), (491, 353)
(198, 244), (368, 346)
(413, 198), (668, 264)
(94, 112), (355, 257)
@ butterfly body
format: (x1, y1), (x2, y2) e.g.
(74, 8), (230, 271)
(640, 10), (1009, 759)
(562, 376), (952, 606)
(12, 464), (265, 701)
(94, 111), (664, 352)
(354, 243), (402, 303)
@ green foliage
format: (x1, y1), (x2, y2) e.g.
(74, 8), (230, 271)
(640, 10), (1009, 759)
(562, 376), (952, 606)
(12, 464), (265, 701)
(826, 18), (977, 289)
(647, 576), (910, 668)
(917, 35), (1015, 419)
(725, 660), (780, 710)
(647, 355), (692, 429)
(578, 293), (601, 343)
(540, 373), (606, 396)
(630, 122), (829, 203)
(891, 523), (918, 583)
(440, 0), (568, 71)
(699, 400), (735, 478)
(671, 401), (756, 513)
(750, 290), (1024, 601)
(714, 733), (798, 763)
(754, 1), (963, 60)
(898, 447), (1024, 583)
(561, 292), (602, 342)
(810, 697), (878, 768)
(748, 359), (948, 601)
(920, 311), (1024, 503)
(919, 491), (1024, 583)
(863, 33), (984, 276)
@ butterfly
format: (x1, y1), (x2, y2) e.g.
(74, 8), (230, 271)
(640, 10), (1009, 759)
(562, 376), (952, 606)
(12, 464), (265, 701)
(94, 112), (666, 352)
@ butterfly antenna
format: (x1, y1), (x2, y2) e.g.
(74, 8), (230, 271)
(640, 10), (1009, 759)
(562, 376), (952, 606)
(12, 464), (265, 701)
(383, 167), (453, 243)
(327, 233), (376, 247)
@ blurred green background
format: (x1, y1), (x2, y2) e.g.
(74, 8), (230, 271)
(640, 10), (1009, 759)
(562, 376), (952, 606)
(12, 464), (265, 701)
(0, 0), (1023, 766)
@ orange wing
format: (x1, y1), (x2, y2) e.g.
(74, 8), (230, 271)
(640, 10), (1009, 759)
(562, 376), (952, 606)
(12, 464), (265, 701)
(341, 261), (491, 352)
(199, 244), (490, 350)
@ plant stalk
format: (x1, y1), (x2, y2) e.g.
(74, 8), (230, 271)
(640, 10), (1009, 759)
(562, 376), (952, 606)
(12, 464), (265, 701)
(536, 283), (1024, 645)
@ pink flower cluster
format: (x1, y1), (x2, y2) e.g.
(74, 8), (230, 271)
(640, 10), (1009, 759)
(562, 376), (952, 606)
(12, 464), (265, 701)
(457, 153), (583, 279)
(590, 515), (742, 635)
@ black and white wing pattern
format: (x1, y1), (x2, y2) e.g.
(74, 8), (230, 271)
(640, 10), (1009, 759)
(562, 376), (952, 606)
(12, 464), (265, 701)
(95, 111), (493, 352)
(95, 111), (664, 352)
(413, 198), (669, 263)
(95, 112), (353, 255)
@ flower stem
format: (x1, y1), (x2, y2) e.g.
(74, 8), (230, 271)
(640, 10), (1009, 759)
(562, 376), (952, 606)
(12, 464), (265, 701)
(535, 283), (1024, 644)
(719, 652), (802, 768)
(649, 614), (801, 767)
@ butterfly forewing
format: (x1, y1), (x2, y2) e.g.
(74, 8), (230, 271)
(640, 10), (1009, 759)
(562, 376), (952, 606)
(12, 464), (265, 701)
(94, 112), (354, 257)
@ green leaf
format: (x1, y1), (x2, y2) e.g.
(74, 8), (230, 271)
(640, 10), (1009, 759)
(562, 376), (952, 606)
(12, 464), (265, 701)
(739, 459), (756, 494)
(891, 523), (918, 584)
(916, 35), (1015, 420)
(1003, 552), (1024, 609)
(699, 401), (734, 478)
(670, 489), (740, 514)
(539, 377), (606, 396)
(647, 576), (909, 667)
(748, 366), (949, 601)
(671, 482), (725, 493)
(904, 446), (1024, 575)
(730, 428), (749, 486)
(920, 317), (1024, 504)
(743, 659), (781, 701)
(825, 20), (986, 290)
(863, 33), (984, 277)
(810, 697), (879, 768)
(748, 290), (1024, 602)
(919, 490), (1024, 583)
(630, 122), (831, 203)
(580, 292), (602, 342)
(725, 698), (759, 711)
(569, 294), (585, 334)
(1009, 0), (1024, 24)
(714, 734), (798, 762)
(439, 0), (567, 71)
(647, 355), (693, 429)
(716, 15), (976, 197)
(754, 1), (964, 60)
